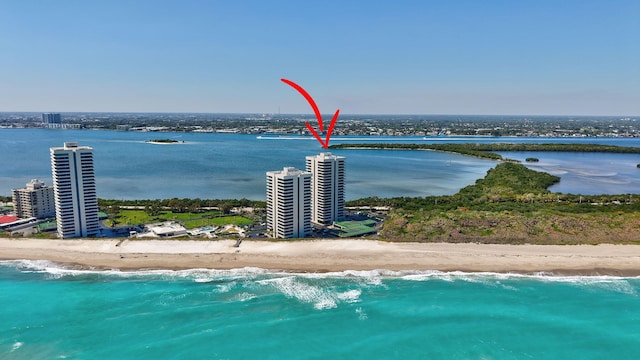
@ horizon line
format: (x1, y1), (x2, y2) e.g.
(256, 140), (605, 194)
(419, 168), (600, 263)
(0, 111), (638, 118)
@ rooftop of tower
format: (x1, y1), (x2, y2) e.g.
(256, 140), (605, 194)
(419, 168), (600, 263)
(50, 142), (93, 151)
(307, 152), (345, 160)
(267, 167), (311, 177)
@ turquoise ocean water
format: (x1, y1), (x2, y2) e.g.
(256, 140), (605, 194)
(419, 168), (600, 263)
(1, 261), (639, 359)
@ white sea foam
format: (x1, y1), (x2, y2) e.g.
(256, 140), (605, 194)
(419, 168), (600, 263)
(1, 259), (58, 271)
(301, 269), (388, 286)
(2, 261), (638, 288)
(337, 289), (362, 303)
(11, 341), (23, 352)
(234, 292), (257, 302)
(259, 276), (338, 309)
(0, 260), (96, 279)
(527, 273), (638, 295)
(355, 307), (368, 320)
(0, 261), (276, 279)
(257, 276), (364, 309)
(215, 281), (237, 294)
(396, 269), (640, 288)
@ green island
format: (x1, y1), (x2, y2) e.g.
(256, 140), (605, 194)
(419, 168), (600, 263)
(330, 142), (640, 161)
(145, 138), (181, 144)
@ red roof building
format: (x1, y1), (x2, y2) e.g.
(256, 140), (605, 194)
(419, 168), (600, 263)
(0, 215), (19, 224)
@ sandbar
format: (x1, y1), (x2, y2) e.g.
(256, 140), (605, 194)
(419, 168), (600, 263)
(2, 238), (640, 276)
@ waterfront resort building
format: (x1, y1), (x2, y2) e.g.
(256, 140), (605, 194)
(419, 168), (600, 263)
(11, 179), (56, 219)
(305, 152), (345, 225)
(266, 167), (312, 238)
(42, 113), (62, 128)
(50, 142), (100, 238)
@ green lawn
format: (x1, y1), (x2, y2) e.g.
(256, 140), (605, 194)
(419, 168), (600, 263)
(107, 209), (253, 229)
(116, 210), (155, 224)
(182, 216), (253, 229)
(111, 210), (220, 225)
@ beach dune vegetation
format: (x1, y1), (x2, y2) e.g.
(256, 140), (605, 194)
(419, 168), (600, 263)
(365, 163), (640, 244)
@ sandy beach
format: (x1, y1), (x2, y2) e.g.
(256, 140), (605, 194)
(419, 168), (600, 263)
(2, 238), (640, 275)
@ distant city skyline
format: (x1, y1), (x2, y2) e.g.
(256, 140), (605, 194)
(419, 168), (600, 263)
(0, 1), (638, 116)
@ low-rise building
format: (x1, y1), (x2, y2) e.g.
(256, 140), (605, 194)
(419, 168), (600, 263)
(12, 179), (55, 219)
(137, 222), (188, 238)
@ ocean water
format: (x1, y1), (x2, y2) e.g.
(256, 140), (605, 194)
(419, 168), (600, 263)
(1, 261), (639, 359)
(2, 129), (640, 200)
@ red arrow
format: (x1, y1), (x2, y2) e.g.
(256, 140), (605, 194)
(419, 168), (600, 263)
(281, 78), (340, 149)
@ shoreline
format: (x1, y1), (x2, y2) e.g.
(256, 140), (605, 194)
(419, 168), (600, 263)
(2, 238), (640, 276)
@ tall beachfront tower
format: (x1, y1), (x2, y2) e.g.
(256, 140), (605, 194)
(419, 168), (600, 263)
(305, 152), (345, 225)
(50, 142), (99, 238)
(266, 167), (312, 239)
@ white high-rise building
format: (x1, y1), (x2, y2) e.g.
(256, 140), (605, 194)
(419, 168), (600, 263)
(11, 179), (55, 219)
(266, 167), (312, 239)
(50, 142), (100, 238)
(305, 152), (345, 225)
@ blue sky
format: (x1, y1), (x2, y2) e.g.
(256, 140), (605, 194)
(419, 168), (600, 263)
(0, 0), (638, 115)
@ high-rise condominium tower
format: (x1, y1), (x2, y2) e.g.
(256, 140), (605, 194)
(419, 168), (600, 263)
(305, 152), (345, 225)
(50, 142), (99, 238)
(11, 179), (55, 219)
(42, 113), (62, 127)
(42, 113), (62, 124)
(266, 167), (312, 238)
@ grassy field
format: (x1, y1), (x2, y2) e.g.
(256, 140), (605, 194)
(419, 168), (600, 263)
(182, 216), (253, 229)
(106, 210), (252, 229)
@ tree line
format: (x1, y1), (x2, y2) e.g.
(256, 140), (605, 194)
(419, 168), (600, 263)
(330, 142), (640, 161)
(346, 162), (640, 214)
(97, 198), (266, 215)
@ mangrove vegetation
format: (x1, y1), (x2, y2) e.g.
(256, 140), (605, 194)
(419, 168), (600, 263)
(330, 142), (640, 162)
(345, 162), (640, 244)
